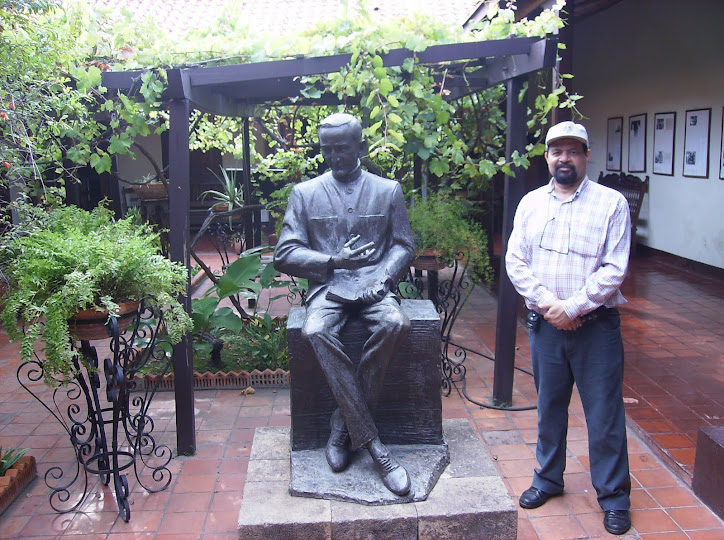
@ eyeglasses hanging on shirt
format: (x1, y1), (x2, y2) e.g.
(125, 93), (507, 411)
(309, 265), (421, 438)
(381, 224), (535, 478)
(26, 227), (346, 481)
(538, 198), (571, 255)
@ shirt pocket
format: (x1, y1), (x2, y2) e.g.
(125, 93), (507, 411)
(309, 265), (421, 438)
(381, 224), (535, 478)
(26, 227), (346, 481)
(309, 216), (340, 247)
(354, 214), (386, 245)
(568, 223), (605, 257)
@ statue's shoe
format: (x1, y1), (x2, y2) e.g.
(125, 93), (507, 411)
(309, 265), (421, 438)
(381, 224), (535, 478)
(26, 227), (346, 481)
(325, 428), (350, 473)
(373, 452), (411, 496)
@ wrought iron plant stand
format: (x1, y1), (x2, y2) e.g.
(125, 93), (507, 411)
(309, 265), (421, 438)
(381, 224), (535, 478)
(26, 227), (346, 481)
(16, 299), (174, 521)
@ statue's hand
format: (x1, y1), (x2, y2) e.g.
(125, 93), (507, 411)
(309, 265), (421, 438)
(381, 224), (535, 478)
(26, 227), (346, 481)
(360, 276), (392, 304)
(332, 235), (376, 270)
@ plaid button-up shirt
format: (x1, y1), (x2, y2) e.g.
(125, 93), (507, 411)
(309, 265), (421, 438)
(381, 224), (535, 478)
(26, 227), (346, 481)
(505, 176), (631, 319)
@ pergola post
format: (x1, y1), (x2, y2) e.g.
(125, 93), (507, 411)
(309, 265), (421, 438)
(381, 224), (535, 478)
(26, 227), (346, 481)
(168, 91), (196, 455)
(492, 75), (528, 407)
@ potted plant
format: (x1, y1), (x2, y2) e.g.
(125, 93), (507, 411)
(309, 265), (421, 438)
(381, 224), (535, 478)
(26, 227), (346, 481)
(0, 202), (193, 386)
(407, 192), (493, 285)
(0, 446), (36, 516)
(200, 168), (244, 220)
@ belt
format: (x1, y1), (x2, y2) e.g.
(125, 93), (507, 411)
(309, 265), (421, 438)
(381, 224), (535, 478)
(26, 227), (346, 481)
(579, 306), (619, 324)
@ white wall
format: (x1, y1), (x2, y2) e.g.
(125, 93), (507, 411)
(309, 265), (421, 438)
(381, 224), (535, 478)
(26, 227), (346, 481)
(573, 0), (724, 268)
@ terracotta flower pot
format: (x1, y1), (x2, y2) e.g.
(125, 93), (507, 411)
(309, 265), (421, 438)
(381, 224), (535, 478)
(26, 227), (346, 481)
(413, 248), (447, 271)
(132, 182), (167, 201)
(68, 300), (140, 341)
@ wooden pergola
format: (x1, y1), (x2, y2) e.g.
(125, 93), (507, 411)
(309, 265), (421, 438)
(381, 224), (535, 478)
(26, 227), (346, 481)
(103, 36), (557, 454)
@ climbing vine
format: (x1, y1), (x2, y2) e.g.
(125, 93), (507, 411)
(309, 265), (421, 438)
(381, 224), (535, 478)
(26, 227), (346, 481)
(1, 0), (579, 208)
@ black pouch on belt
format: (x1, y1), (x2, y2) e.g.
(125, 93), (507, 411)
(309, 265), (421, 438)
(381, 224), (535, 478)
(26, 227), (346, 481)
(526, 311), (541, 331)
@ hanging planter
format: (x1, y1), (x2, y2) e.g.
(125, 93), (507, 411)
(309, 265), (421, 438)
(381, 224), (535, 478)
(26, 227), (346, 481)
(131, 181), (168, 201)
(68, 300), (140, 341)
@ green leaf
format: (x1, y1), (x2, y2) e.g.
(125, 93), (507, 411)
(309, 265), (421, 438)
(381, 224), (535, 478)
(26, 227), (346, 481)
(209, 307), (243, 333)
(429, 158), (449, 177)
(371, 55), (384, 68)
(378, 78), (393, 96)
(300, 86), (322, 99)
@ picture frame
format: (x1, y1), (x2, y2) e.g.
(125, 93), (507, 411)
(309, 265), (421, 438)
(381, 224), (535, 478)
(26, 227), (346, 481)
(653, 112), (676, 176)
(720, 108), (724, 180)
(628, 113), (647, 173)
(606, 117), (623, 172)
(683, 108), (710, 178)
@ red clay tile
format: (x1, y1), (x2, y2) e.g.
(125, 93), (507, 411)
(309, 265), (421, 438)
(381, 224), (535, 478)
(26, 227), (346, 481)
(638, 532), (691, 539)
(632, 469), (681, 488)
(629, 452), (664, 470)
(488, 443), (534, 461)
(157, 510), (207, 535)
(653, 433), (695, 449)
(166, 491), (212, 513)
(530, 515), (588, 539)
(649, 486), (702, 508)
(630, 508), (680, 533)
(204, 510), (240, 533)
(516, 518), (539, 540)
(631, 488), (659, 510)
(667, 448), (697, 467)
(180, 458), (221, 475)
(667, 506), (724, 530)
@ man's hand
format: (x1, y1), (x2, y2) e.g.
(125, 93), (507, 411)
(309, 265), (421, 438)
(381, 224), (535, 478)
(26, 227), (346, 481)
(332, 235), (376, 270)
(540, 299), (581, 331)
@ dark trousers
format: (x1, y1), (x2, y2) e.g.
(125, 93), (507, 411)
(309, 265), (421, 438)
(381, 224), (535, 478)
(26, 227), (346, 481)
(301, 294), (410, 449)
(530, 312), (631, 511)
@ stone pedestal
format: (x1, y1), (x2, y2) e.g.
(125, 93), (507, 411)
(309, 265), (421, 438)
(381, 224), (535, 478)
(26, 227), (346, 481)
(237, 419), (518, 540)
(287, 299), (444, 450)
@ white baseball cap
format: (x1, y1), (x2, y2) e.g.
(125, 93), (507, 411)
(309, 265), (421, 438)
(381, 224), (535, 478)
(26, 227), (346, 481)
(546, 121), (589, 147)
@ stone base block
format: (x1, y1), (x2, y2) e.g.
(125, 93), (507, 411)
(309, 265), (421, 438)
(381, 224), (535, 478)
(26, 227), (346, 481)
(238, 418), (517, 540)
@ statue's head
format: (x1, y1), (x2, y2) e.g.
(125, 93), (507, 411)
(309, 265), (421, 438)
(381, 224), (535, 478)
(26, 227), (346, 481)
(318, 113), (364, 181)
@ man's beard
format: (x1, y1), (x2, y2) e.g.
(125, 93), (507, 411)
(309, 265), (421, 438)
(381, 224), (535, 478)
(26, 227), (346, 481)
(553, 164), (578, 185)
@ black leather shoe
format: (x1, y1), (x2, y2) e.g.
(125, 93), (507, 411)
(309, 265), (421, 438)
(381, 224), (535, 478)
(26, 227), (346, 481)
(325, 427), (350, 473)
(603, 510), (631, 535)
(518, 486), (557, 509)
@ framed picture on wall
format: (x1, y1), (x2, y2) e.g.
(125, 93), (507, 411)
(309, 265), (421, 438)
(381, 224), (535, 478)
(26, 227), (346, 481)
(720, 108), (724, 180)
(606, 117), (623, 171)
(628, 113), (647, 172)
(653, 112), (676, 176)
(683, 108), (710, 178)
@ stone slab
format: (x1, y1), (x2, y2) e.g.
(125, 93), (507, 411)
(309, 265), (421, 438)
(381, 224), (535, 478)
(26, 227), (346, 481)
(238, 419), (517, 540)
(290, 442), (449, 504)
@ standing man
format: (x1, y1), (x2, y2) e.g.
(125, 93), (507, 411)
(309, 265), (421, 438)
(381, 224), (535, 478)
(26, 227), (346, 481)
(274, 113), (415, 496)
(506, 121), (632, 535)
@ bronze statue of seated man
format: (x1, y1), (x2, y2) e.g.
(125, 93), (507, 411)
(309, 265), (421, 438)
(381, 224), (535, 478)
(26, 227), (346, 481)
(273, 113), (415, 496)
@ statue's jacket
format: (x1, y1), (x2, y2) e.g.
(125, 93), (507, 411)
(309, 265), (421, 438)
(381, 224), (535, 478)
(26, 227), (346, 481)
(274, 170), (415, 304)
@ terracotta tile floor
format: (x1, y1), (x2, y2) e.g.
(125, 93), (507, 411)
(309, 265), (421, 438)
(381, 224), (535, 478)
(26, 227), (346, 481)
(1, 250), (723, 538)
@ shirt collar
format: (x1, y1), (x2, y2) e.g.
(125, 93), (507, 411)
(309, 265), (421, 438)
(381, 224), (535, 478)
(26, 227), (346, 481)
(546, 175), (590, 201)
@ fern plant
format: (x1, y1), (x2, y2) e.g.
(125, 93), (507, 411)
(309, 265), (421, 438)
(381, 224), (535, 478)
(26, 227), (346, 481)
(0, 203), (193, 386)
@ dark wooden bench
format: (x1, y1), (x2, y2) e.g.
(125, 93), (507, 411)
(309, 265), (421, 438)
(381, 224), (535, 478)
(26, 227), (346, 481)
(597, 171), (649, 254)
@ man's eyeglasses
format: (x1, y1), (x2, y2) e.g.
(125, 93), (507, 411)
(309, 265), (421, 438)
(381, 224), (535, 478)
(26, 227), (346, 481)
(539, 215), (570, 254)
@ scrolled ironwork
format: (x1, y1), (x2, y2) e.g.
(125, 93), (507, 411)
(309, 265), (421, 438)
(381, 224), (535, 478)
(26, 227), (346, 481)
(15, 297), (174, 521)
